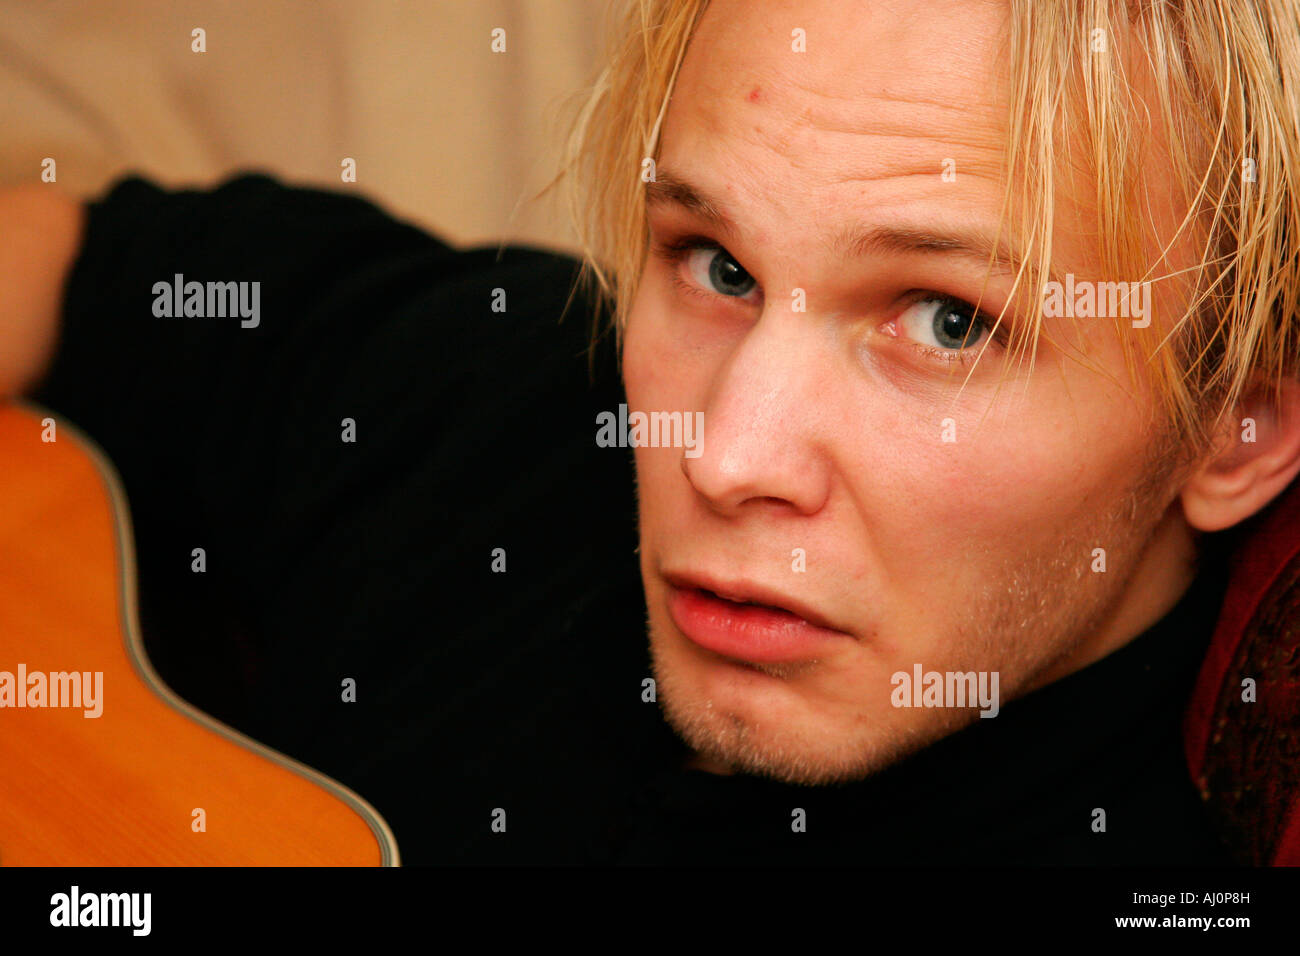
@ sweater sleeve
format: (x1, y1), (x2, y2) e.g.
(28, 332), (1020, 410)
(29, 172), (466, 726)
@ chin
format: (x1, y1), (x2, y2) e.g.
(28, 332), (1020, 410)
(649, 622), (950, 786)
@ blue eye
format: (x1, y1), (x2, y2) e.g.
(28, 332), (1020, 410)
(684, 245), (758, 298)
(898, 296), (990, 350)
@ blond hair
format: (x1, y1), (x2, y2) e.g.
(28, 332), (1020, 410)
(559, 0), (1300, 451)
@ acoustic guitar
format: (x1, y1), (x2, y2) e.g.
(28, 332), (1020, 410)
(0, 402), (399, 865)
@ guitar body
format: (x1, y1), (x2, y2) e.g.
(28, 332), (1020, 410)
(0, 403), (398, 865)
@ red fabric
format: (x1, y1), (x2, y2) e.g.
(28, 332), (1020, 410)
(1184, 477), (1300, 865)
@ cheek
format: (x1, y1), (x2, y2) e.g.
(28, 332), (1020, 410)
(854, 384), (1151, 591)
(622, 280), (669, 408)
(622, 278), (720, 418)
(620, 298), (658, 412)
(623, 285), (687, 523)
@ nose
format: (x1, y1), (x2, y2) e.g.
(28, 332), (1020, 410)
(682, 314), (834, 518)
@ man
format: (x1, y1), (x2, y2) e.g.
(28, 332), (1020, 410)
(2, 0), (1297, 863)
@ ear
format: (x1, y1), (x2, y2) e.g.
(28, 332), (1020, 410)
(1181, 379), (1300, 532)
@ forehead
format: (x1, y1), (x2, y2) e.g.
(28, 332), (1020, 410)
(661, 0), (1012, 212)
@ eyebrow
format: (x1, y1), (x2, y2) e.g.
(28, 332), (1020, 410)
(646, 170), (1029, 278)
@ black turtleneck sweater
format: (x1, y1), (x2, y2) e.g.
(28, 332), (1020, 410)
(31, 174), (1232, 865)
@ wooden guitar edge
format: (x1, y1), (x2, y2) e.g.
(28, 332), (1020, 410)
(18, 400), (402, 867)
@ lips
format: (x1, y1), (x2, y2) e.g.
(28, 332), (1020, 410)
(664, 573), (854, 664)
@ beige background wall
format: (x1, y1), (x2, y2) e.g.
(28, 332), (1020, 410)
(0, 0), (609, 250)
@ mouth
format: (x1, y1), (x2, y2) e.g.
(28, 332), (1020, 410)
(663, 572), (855, 665)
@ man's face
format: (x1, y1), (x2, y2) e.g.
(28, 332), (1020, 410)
(623, 0), (1194, 783)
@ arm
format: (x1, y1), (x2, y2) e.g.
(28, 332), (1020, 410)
(0, 184), (85, 397)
